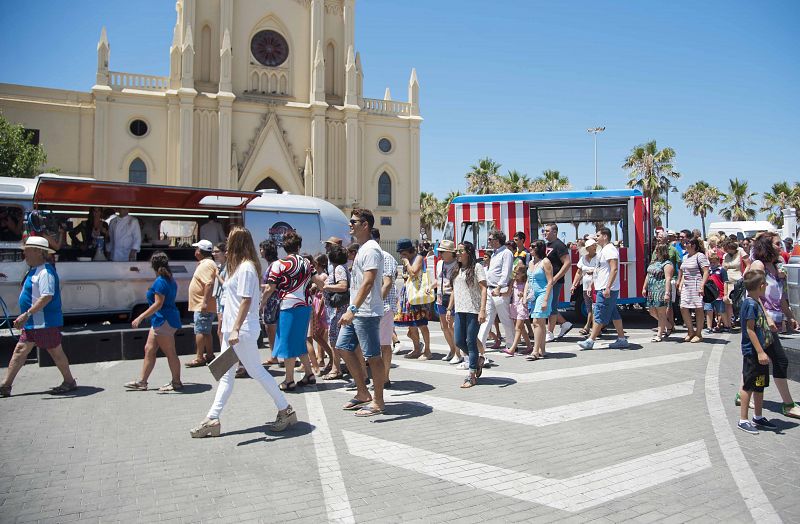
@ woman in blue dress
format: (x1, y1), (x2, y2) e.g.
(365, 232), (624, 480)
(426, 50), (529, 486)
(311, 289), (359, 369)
(125, 252), (183, 392)
(525, 240), (553, 360)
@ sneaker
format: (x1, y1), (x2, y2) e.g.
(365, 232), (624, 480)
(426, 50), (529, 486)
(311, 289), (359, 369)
(483, 357), (494, 368)
(578, 339), (595, 350)
(449, 355), (464, 365)
(608, 338), (629, 349)
(456, 361), (469, 370)
(557, 321), (573, 339)
(782, 403), (800, 419)
(737, 421), (759, 434)
(704, 328), (714, 335)
(392, 344), (404, 355)
(545, 332), (555, 343)
(752, 416), (778, 430)
(442, 353), (455, 362)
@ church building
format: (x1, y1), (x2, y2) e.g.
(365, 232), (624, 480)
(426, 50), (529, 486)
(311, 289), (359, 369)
(0, 0), (422, 241)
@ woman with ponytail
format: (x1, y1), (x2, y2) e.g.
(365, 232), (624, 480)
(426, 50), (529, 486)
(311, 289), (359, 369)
(125, 251), (183, 392)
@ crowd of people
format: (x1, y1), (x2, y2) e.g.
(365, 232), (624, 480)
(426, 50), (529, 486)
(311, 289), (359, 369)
(2, 213), (800, 437)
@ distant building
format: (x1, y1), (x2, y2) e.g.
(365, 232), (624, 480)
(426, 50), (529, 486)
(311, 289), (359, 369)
(0, 0), (421, 241)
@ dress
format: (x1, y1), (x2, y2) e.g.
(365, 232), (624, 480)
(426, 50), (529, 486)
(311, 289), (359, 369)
(645, 260), (671, 308)
(680, 253), (709, 309)
(527, 263), (550, 319)
(266, 254), (316, 359)
(394, 255), (431, 327)
(509, 281), (529, 320)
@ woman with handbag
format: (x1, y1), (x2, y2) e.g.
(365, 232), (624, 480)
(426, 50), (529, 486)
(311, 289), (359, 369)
(321, 244), (349, 380)
(676, 237), (710, 343)
(394, 238), (433, 360)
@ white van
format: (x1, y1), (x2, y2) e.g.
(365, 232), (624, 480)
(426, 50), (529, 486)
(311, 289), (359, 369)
(0, 175), (350, 320)
(707, 221), (776, 241)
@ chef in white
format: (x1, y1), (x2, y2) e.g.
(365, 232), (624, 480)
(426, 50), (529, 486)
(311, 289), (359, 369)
(108, 208), (141, 262)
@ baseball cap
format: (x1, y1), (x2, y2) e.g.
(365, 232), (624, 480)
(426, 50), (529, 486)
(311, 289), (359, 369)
(192, 239), (214, 252)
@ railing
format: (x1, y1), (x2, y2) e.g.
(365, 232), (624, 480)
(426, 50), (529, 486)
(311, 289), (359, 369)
(362, 97), (411, 116)
(109, 71), (169, 91)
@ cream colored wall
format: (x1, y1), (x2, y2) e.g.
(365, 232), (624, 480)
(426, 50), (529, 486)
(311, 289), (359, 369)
(0, 84), (94, 177)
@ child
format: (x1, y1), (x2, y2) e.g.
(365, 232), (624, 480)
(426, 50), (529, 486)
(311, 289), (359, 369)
(737, 270), (777, 434)
(505, 264), (532, 356)
(705, 252), (729, 333)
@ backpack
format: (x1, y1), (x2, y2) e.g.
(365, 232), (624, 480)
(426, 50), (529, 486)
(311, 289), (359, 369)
(702, 279), (719, 304)
(728, 279), (745, 313)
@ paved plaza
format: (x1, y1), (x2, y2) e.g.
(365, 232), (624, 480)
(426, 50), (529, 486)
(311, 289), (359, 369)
(1, 317), (800, 523)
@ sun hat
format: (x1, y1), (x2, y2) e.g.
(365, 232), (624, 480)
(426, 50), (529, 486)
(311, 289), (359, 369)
(438, 239), (456, 253)
(22, 236), (55, 254)
(396, 238), (414, 252)
(192, 239), (214, 252)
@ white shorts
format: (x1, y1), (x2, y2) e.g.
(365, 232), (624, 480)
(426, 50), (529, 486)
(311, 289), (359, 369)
(380, 310), (394, 346)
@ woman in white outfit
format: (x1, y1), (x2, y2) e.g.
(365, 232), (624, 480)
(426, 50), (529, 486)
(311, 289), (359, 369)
(190, 226), (297, 438)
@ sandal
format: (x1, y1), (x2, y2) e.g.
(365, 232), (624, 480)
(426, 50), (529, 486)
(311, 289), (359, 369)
(124, 380), (148, 391)
(262, 358), (279, 367)
(651, 335), (662, 343)
(0, 385), (11, 397)
(185, 358), (206, 368)
(525, 355), (539, 361)
(158, 381), (183, 393)
(501, 348), (515, 357)
(50, 380), (78, 394)
(205, 354), (216, 364)
(579, 328), (589, 336)
(690, 336), (703, 343)
(297, 374), (317, 387)
(476, 356), (485, 378)
(279, 381), (296, 392)
(461, 374), (477, 389)
(321, 362), (333, 376)
(343, 397), (371, 410)
(235, 367), (249, 379)
(355, 405), (385, 417)
(323, 371), (344, 381)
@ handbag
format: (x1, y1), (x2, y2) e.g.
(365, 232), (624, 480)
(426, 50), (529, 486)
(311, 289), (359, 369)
(325, 265), (350, 308)
(406, 270), (435, 305)
(702, 279), (719, 304)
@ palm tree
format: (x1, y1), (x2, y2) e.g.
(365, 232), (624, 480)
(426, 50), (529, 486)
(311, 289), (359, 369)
(682, 181), (721, 238)
(534, 169), (571, 191)
(585, 184), (607, 190)
(465, 157), (501, 194)
(622, 140), (680, 224)
(495, 169), (531, 193)
(761, 181), (794, 228)
(419, 192), (442, 240)
(651, 199), (669, 228)
(719, 178), (758, 221)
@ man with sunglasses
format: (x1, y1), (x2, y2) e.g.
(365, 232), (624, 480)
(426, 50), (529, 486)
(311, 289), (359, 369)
(478, 230), (515, 353)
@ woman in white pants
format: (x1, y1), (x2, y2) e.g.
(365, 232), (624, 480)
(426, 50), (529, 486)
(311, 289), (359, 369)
(191, 226), (297, 438)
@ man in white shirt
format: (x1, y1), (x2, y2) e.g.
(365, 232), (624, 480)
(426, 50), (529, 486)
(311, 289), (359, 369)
(335, 209), (386, 417)
(478, 230), (515, 352)
(199, 214), (227, 245)
(578, 227), (628, 350)
(372, 227), (399, 386)
(108, 209), (141, 262)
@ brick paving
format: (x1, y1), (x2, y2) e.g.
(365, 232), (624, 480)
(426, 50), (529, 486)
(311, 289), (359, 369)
(1, 317), (799, 523)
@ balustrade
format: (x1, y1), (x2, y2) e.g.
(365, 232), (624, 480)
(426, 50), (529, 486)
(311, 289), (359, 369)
(362, 97), (411, 116)
(109, 71), (169, 91)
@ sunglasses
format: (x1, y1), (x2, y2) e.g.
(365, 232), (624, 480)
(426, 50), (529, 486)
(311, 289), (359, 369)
(349, 219), (363, 225)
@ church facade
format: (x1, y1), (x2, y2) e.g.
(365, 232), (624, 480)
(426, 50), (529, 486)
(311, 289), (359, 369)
(0, 0), (421, 241)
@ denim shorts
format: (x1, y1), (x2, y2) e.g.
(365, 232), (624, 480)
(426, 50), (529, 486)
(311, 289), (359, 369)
(703, 300), (725, 313)
(335, 315), (382, 358)
(193, 311), (215, 335)
(593, 289), (621, 325)
(549, 282), (564, 315)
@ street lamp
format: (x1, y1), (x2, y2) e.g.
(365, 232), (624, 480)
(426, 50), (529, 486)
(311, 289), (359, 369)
(665, 184), (679, 229)
(587, 126), (606, 188)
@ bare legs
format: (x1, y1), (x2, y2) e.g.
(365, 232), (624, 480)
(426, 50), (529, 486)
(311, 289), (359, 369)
(1, 341), (74, 390)
(139, 331), (181, 384)
(532, 318), (547, 358)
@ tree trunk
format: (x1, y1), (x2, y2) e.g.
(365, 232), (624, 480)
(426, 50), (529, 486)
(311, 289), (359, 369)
(700, 213), (706, 239)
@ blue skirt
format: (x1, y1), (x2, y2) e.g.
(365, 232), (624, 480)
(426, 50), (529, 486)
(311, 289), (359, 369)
(273, 305), (311, 359)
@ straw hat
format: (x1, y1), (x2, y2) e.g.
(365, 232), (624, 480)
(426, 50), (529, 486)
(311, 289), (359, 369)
(22, 236), (55, 254)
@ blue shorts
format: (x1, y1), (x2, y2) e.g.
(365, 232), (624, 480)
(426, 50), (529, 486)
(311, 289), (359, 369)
(336, 315), (382, 358)
(703, 300), (725, 313)
(193, 311), (215, 335)
(548, 282), (564, 316)
(593, 290), (621, 325)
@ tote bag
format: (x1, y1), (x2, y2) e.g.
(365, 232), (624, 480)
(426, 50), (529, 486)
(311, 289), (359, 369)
(406, 271), (435, 305)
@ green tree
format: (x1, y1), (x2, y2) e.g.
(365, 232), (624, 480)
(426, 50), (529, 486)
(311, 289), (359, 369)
(465, 157), (501, 194)
(534, 169), (571, 192)
(0, 113), (48, 178)
(419, 192), (445, 240)
(761, 181), (795, 228)
(682, 181), (721, 238)
(495, 169), (531, 193)
(622, 140), (680, 225)
(719, 178), (758, 221)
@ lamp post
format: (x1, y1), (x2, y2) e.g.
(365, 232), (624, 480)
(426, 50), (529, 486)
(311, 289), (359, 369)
(587, 126), (606, 188)
(665, 184), (679, 229)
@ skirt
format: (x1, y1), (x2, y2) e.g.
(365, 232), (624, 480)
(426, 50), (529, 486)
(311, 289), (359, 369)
(646, 277), (670, 309)
(394, 284), (431, 327)
(680, 278), (704, 309)
(273, 305), (312, 359)
(528, 290), (550, 319)
(328, 305), (346, 348)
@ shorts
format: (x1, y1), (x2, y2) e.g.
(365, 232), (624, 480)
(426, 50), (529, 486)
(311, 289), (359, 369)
(435, 294), (451, 317)
(151, 323), (177, 337)
(583, 290), (594, 309)
(764, 337), (789, 380)
(593, 289), (621, 326)
(380, 310), (394, 346)
(19, 327), (62, 349)
(548, 282), (564, 316)
(703, 300), (725, 313)
(193, 311), (215, 335)
(336, 315), (382, 358)
(742, 353), (770, 392)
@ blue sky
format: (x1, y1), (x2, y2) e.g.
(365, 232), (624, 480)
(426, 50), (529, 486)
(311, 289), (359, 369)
(1, 0), (798, 230)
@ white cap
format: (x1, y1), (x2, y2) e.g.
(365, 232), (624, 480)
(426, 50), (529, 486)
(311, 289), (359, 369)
(192, 239), (214, 252)
(584, 238), (597, 248)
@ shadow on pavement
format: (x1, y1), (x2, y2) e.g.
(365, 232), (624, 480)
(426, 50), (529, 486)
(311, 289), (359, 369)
(175, 383), (213, 394)
(476, 377), (517, 388)
(384, 380), (435, 395)
(41, 386), (105, 399)
(371, 400), (433, 423)
(232, 421), (316, 446)
(538, 352), (577, 359)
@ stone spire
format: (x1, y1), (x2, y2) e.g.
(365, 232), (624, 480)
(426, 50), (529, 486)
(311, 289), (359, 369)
(344, 45), (357, 106)
(96, 27), (109, 86)
(181, 25), (194, 89)
(303, 149), (313, 196)
(408, 68), (419, 117)
(219, 28), (232, 93)
(355, 52), (363, 103)
(311, 40), (325, 103)
(384, 87), (392, 101)
(169, 20), (182, 89)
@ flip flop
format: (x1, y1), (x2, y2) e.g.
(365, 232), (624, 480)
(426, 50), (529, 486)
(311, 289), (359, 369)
(342, 398), (371, 411)
(354, 405), (385, 417)
(525, 355), (539, 361)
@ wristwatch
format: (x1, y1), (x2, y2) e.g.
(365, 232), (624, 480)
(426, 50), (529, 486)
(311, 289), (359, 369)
(348, 304), (358, 314)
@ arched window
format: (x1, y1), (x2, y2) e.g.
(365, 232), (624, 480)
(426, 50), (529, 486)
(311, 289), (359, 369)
(325, 42), (335, 96)
(129, 158), (147, 184)
(200, 25), (212, 83)
(256, 177), (283, 193)
(378, 172), (392, 207)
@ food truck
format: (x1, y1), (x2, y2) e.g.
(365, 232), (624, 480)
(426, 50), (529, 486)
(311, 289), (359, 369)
(0, 175), (350, 320)
(445, 189), (652, 310)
